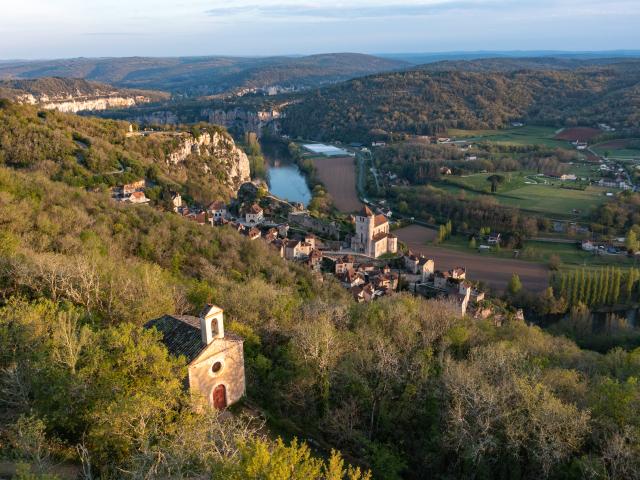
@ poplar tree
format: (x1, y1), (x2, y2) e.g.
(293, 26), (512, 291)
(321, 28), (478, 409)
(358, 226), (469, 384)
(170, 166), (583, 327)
(584, 271), (593, 306)
(578, 269), (586, 304)
(571, 270), (579, 306)
(611, 269), (621, 305)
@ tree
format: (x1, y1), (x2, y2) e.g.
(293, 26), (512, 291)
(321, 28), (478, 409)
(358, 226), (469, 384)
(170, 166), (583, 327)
(548, 254), (561, 271)
(625, 229), (639, 253)
(508, 273), (522, 295)
(486, 174), (505, 193)
(469, 237), (477, 249)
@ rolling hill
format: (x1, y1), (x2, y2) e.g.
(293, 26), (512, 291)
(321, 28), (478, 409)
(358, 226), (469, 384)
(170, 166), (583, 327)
(0, 53), (408, 97)
(280, 59), (640, 141)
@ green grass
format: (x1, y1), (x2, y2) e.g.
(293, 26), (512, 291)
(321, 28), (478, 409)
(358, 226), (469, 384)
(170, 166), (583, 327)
(497, 184), (609, 217)
(440, 235), (637, 267)
(447, 126), (569, 149)
(434, 171), (609, 218)
(592, 139), (640, 162)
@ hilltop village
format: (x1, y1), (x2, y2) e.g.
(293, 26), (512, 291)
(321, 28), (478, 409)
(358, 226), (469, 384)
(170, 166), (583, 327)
(113, 176), (495, 318)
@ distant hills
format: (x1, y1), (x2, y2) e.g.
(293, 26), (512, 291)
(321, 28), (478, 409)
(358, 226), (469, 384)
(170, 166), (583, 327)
(280, 58), (640, 141)
(0, 53), (407, 97)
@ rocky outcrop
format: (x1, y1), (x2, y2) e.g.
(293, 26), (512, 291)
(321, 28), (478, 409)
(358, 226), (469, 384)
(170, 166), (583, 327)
(202, 108), (280, 137)
(19, 94), (152, 113)
(0, 77), (167, 113)
(167, 131), (250, 190)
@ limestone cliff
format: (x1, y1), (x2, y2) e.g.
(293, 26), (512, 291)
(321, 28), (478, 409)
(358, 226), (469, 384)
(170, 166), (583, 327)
(0, 77), (168, 113)
(166, 130), (251, 191)
(202, 108), (281, 137)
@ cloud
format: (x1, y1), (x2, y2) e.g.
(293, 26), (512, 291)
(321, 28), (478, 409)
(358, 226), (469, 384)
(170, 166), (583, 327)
(205, 1), (514, 19)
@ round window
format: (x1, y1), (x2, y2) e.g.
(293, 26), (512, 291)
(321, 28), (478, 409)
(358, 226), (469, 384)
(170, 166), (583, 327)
(211, 361), (223, 374)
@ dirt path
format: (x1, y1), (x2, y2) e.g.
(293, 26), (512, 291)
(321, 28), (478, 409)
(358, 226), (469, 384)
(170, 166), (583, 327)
(395, 225), (549, 292)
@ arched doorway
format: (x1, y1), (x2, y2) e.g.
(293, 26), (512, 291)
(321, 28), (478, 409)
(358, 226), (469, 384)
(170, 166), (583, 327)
(212, 384), (227, 409)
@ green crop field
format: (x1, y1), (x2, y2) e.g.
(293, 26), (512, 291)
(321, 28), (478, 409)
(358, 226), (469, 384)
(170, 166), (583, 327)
(497, 184), (609, 217)
(434, 171), (610, 218)
(447, 126), (570, 149)
(440, 236), (636, 267)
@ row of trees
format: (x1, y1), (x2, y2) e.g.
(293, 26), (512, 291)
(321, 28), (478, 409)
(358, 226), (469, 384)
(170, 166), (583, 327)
(555, 267), (640, 308)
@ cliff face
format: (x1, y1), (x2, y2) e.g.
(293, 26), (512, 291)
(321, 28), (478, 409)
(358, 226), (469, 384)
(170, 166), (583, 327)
(122, 107), (280, 137)
(203, 108), (280, 137)
(166, 131), (251, 191)
(0, 77), (168, 113)
(18, 93), (152, 113)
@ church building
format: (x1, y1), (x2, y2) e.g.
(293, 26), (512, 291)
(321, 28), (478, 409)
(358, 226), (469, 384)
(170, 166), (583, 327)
(145, 305), (245, 410)
(351, 205), (398, 258)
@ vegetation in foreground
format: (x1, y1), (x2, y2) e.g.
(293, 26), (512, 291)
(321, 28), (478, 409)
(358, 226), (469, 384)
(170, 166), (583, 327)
(1, 102), (640, 479)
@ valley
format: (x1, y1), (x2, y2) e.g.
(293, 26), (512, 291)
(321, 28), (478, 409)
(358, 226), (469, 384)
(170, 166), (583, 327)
(2, 49), (640, 480)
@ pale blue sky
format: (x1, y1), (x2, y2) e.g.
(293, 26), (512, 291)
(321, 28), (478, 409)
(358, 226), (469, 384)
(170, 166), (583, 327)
(1, 0), (639, 59)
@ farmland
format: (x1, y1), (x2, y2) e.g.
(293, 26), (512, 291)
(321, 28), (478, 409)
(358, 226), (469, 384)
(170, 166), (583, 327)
(441, 235), (636, 267)
(436, 171), (610, 218)
(592, 138), (640, 161)
(447, 126), (570, 148)
(395, 225), (550, 291)
(311, 155), (361, 212)
(554, 127), (601, 143)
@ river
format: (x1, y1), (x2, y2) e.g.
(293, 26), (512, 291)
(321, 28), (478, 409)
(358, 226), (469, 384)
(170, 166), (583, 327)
(262, 141), (312, 206)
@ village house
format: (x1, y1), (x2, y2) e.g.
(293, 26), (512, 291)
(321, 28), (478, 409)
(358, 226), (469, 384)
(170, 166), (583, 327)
(170, 192), (182, 212)
(145, 305), (245, 410)
(352, 283), (376, 303)
(404, 252), (435, 277)
(247, 227), (261, 240)
(285, 240), (303, 260)
(341, 268), (366, 289)
(351, 205), (398, 258)
(208, 200), (227, 223)
(305, 249), (324, 272)
(127, 191), (150, 204)
(335, 255), (355, 274)
(120, 179), (146, 197)
(245, 204), (264, 224)
(263, 227), (279, 243)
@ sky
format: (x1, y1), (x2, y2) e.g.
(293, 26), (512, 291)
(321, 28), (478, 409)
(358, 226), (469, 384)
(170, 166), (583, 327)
(1, 0), (639, 59)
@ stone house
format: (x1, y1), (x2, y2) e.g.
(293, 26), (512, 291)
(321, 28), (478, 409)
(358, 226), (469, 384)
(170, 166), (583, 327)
(127, 191), (150, 204)
(404, 252), (435, 277)
(208, 200), (227, 223)
(247, 227), (261, 240)
(245, 204), (264, 224)
(335, 255), (355, 274)
(170, 192), (183, 212)
(285, 240), (302, 260)
(145, 305), (245, 410)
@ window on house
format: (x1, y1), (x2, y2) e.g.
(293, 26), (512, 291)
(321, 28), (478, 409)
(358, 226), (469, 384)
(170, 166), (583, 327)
(211, 361), (223, 374)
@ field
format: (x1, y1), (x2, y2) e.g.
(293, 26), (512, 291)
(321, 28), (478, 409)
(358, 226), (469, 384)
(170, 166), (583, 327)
(394, 225), (550, 291)
(592, 139), (640, 162)
(554, 127), (601, 143)
(441, 235), (635, 267)
(438, 171), (609, 218)
(311, 156), (361, 212)
(447, 126), (569, 148)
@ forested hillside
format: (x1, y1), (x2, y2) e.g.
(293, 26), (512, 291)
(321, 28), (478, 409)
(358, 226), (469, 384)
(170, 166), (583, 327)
(0, 100), (640, 478)
(0, 54), (407, 97)
(281, 61), (640, 141)
(0, 101), (248, 204)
